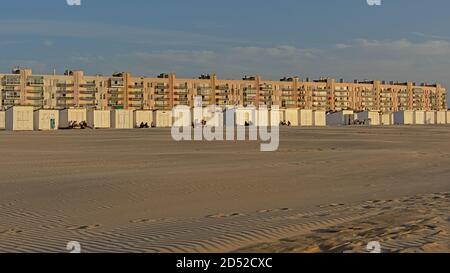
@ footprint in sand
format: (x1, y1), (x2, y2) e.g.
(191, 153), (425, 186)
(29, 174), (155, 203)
(317, 203), (345, 209)
(0, 229), (23, 236)
(206, 212), (244, 219)
(130, 218), (164, 224)
(257, 208), (292, 213)
(67, 224), (101, 231)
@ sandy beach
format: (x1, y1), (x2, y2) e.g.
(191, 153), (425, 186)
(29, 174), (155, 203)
(0, 126), (449, 253)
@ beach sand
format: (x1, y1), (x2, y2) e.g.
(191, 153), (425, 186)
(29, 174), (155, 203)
(0, 126), (449, 253)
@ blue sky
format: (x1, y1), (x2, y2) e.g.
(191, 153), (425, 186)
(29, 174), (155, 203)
(1, 0), (449, 101)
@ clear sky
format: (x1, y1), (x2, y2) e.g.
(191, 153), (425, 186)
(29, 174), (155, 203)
(1, 0), (449, 101)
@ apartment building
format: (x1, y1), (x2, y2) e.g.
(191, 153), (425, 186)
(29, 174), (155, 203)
(0, 68), (447, 113)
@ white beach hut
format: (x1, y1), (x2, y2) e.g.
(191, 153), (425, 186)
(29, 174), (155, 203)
(435, 111), (447, 125)
(393, 111), (414, 125)
(134, 110), (153, 128)
(59, 108), (87, 128)
(110, 109), (134, 129)
(34, 109), (59, 130)
(299, 109), (313, 126)
(154, 110), (173, 127)
(0, 111), (5, 130)
(326, 110), (354, 126)
(414, 110), (425, 125)
(313, 111), (326, 127)
(356, 111), (381, 125)
(425, 111), (436, 125)
(87, 109), (111, 129)
(6, 106), (34, 131)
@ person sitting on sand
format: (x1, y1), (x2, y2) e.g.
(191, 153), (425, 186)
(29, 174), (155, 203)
(287, 121), (291, 127)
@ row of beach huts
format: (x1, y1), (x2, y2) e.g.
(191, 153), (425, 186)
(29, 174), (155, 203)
(0, 106), (449, 131)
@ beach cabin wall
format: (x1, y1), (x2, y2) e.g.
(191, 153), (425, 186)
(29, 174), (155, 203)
(326, 110), (354, 126)
(5, 106), (34, 131)
(235, 107), (257, 126)
(313, 111), (326, 126)
(425, 111), (436, 125)
(34, 109), (59, 130)
(173, 108), (191, 127)
(134, 110), (153, 128)
(202, 108), (223, 127)
(435, 111), (447, 124)
(285, 108), (300, 126)
(414, 111), (425, 125)
(87, 110), (110, 129)
(299, 109), (313, 126)
(154, 110), (172, 127)
(356, 111), (381, 125)
(269, 109), (285, 126)
(59, 109), (87, 128)
(393, 111), (414, 125)
(256, 109), (270, 127)
(110, 110), (134, 129)
(0, 111), (5, 129)
(380, 113), (394, 125)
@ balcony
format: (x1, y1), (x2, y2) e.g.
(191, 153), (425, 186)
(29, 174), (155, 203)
(155, 84), (169, 89)
(216, 85), (229, 91)
(27, 87), (44, 93)
(198, 91), (211, 96)
(129, 84), (144, 89)
(26, 95), (44, 100)
(155, 96), (170, 101)
(79, 97), (95, 101)
(79, 90), (96, 95)
(3, 76), (21, 86)
(82, 81), (96, 87)
(57, 96), (75, 100)
(56, 83), (74, 88)
(109, 79), (124, 87)
(108, 89), (123, 95)
(57, 90), (74, 94)
(27, 81), (44, 86)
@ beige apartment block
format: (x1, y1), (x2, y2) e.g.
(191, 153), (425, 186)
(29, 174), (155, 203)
(0, 68), (447, 114)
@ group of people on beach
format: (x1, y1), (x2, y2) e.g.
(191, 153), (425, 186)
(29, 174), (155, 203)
(280, 120), (291, 126)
